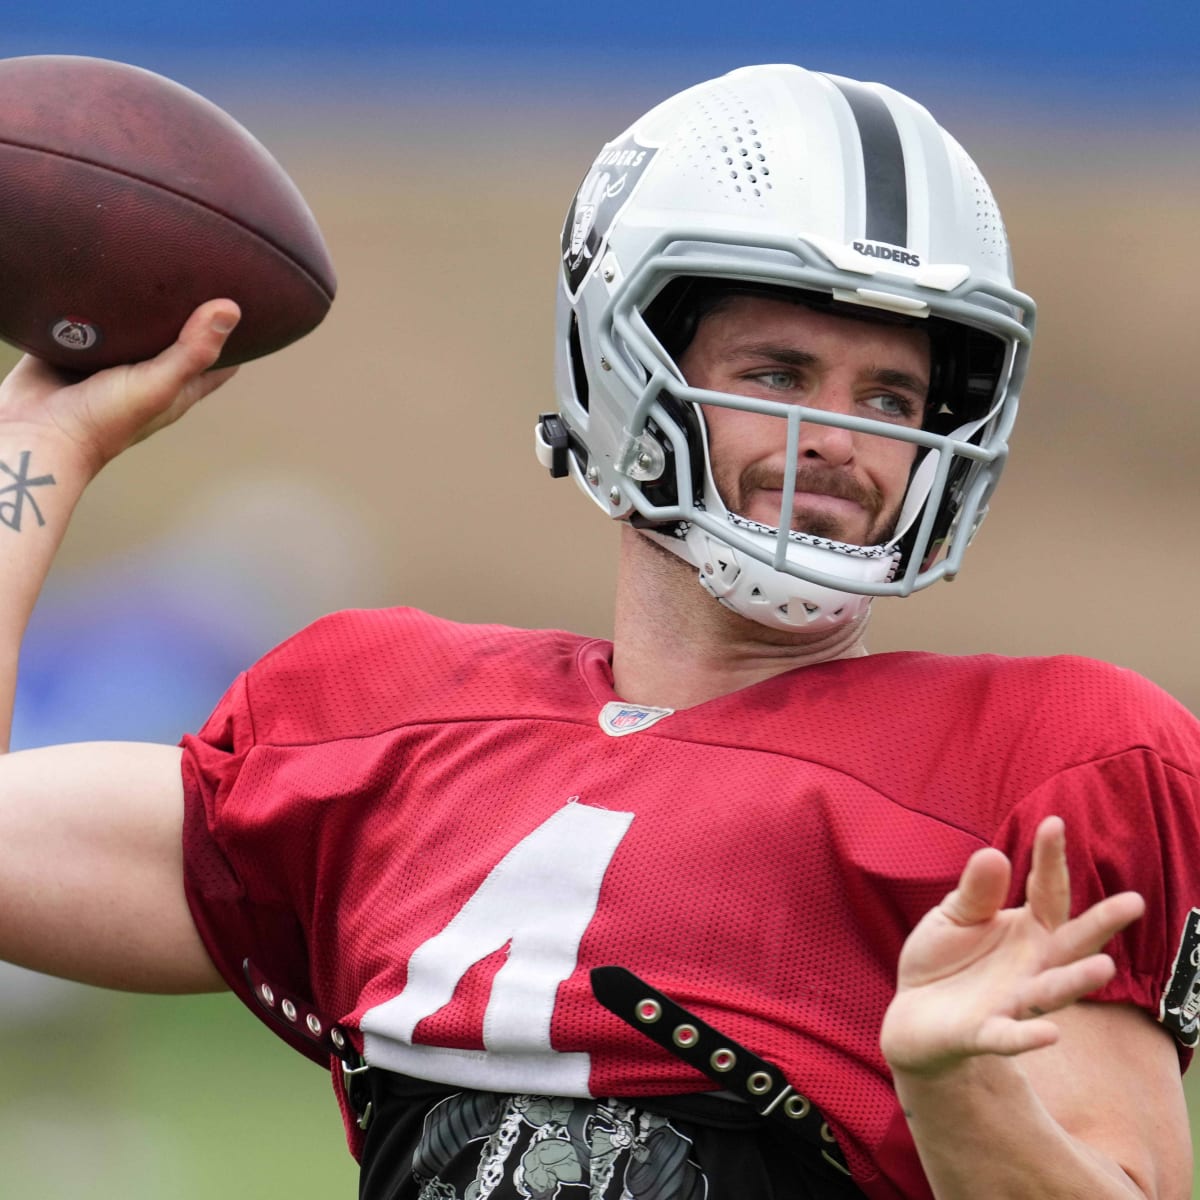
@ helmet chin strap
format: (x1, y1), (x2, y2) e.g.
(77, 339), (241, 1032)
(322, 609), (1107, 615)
(642, 519), (890, 632)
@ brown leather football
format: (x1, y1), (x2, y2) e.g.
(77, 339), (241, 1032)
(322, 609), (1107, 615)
(0, 54), (336, 372)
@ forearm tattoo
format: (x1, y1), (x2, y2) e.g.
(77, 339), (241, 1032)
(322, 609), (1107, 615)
(0, 451), (55, 531)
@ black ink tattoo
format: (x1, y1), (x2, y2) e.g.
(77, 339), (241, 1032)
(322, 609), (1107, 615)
(0, 451), (56, 531)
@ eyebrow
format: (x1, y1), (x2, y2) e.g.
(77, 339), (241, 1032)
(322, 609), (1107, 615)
(873, 366), (930, 398)
(728, 342), (930, 398)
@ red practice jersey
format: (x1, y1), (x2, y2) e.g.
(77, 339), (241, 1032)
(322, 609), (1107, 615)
(180, 608), (1200, 1200)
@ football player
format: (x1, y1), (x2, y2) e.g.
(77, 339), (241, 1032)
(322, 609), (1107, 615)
(0, 65), (1194, 1200)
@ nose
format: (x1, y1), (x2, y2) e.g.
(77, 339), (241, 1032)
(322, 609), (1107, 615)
(795, 388), (855, 467)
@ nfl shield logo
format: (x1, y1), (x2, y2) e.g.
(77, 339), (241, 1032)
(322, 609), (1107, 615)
(612, 707), (650, 730)
(598, 701), (674, 738)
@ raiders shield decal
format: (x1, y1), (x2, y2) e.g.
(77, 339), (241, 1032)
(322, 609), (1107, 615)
(1160, 907), (1200, 1047)
(561, 133), (657, 298)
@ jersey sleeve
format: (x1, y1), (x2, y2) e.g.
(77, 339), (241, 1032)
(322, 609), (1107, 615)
(992, 740), (1200, 1063)
(179, 670), (325, 1066)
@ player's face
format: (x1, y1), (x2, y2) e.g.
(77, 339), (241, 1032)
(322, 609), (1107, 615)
(678, 295), (930, 547)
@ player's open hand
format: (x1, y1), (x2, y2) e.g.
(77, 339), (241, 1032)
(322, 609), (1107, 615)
(879, 816), (1145, 1077)
(0, 300), (240, 477)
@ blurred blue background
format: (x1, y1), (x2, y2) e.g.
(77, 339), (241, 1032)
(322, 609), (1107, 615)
(1, 3), (1198, 1195)
(7, 1), (1199, 115)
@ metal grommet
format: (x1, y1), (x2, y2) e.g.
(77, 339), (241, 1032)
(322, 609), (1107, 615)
(820, 1122), (836, 1143)
(746, 1070), (773, 1096)
(281, 998), (298, 1022)
(259, 983), (275, 1006)
(635, 999), (662, 1024)
(672, 1023), (698, 1048)
(784, 1094), (811, 1120)
(330, 1028), (346, 1050)
(709, 1048), (737, 1072)
(306, 1013), (323, 1036)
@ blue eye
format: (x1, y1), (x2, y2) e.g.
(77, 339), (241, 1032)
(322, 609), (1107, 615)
(866, 393), (917, 420)
(751, 370), (795, 390)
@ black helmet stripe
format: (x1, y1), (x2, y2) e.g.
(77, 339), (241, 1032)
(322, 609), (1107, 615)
(828, 78), (909, 249)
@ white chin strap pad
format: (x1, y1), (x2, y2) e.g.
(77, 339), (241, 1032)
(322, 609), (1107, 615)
(647, 523), (891, 633)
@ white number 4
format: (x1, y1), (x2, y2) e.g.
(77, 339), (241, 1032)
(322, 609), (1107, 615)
(360, 799), (634, 1094)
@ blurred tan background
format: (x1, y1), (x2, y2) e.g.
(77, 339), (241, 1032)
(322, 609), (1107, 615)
(37, 108), (1200, 709)
(0, 56), (1197, 1197)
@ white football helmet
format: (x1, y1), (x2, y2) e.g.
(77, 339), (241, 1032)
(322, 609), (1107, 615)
(538, 64), (1036, 631)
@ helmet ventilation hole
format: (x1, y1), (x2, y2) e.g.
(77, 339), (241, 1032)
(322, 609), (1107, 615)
(961, 153), (1007, 255)
(680, 84), (773, 203)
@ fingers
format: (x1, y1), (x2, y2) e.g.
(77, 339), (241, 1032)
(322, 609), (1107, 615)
(973, 1012), (1062, 1057)
(971, 951), (1121, 1058)
(1026, 815), (1070, 929)
(1021, 952), (1118, 1016)
(130, 299), (241, 396)
(938, 846), (1011, 926)
(887, 821), (1146, 1074)
(1000, 887), (1140, 1023)
(1026, 814), (1143, 963)
(1045, 889), (1145, 971)
(965, 951), (1119, 1059)
(46, 300), (242, 468)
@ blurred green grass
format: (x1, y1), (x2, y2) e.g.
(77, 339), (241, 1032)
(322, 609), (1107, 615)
(0, 987), (1195, 1197)
(0, 989), (356, 1196)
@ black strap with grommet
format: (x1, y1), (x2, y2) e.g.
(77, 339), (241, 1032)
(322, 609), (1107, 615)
(243, 958), (374, 1130)
(590, 964), (851, 1178)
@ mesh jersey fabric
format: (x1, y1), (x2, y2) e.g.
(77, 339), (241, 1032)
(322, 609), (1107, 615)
(179, 607), (1200, 1200)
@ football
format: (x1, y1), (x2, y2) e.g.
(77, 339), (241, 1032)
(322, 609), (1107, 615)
(0, 55), (336, 372)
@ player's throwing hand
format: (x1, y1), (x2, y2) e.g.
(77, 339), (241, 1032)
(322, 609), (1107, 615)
(880, 816), (1146, 1076)
(0, 299), (240, 478)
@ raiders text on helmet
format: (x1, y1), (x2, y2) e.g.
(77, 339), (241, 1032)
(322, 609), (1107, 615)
(537, 64), (1036, 631)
